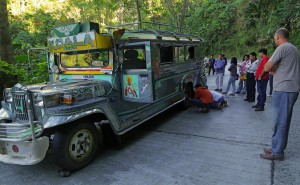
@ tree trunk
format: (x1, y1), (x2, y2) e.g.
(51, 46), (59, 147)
(178, 0), (188, 33)
(135, 0), (142, 29)
(0, 0), (14, 64)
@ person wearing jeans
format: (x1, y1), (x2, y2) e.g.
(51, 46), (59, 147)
(223, 57), (238, 95)
(271, 91), (299, 156)
(214, 54), (225, 91)
(259, 28), (300, 161)
(236, 55), (249, 94)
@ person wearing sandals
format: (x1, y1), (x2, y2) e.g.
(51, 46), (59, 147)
(222, 57), (238, 96)
(190, 84), (213, 113)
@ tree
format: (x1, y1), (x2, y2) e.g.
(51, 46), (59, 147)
(162, 0), (189, 32)
(135, 0), (142, 26)
(0, 0), (14, 64)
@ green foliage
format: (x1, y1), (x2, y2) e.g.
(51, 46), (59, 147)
(3, 0), (300, 84)
(0, 59), (29, 84)
(186, 0), (237, 54)
(0, 53), (48, 86)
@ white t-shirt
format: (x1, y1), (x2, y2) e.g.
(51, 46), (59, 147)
(209, 90), (223, 101)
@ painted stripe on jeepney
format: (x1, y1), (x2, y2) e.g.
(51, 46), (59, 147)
(58, 74), (114, 82)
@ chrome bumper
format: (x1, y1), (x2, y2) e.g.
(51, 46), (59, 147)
(0, 136), (49, 165)
(0, 110), (49, 165)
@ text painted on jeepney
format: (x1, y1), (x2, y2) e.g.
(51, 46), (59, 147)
(48, 31), (95, 51)
(66, 85), (104, 97)
(84, 75), (94, 79)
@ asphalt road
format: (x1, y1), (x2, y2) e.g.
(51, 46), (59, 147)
(0, 70), (300, 185)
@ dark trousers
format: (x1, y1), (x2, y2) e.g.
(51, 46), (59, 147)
(191, 99), (211, 108)
(268, 74), (273, 95)
(256, 80), (268, 107)
(246, 73), (256, 101)
(208, 66), (215, 75)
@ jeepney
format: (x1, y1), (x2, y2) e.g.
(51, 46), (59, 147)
(0, 20), (206, 171)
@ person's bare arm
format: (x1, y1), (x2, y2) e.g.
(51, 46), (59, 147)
(264, 61), (274, 72)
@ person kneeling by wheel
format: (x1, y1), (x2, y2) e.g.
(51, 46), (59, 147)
(190, 84), (213, 113)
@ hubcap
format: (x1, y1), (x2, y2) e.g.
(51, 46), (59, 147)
(69, 129), (94, 161)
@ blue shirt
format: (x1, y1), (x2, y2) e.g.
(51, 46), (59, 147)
(214, 59), (226, 74)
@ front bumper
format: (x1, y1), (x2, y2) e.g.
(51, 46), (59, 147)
(0, 119), (49, 165)
(0, 136), (49, 165)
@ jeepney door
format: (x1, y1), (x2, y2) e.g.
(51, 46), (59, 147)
(120, 41), (153, 103)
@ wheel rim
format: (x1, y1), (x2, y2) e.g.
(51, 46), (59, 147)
(68, 129), (94, 162)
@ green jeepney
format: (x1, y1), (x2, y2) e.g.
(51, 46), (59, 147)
(0, 20), (206, 171)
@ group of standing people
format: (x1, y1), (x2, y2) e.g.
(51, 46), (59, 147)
(193, 28), (300, 162)
(208, 49), (273, 112)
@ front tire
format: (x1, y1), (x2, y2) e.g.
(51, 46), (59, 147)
(52, 121), (99, 171)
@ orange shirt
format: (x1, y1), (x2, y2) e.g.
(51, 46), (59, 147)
(194, 87), (213, 104)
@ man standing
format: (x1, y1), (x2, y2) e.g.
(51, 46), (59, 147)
(259, 28), (300, 160)
(253, 48), (269, 111)
(214, 54), (226, 91)
(244, 52), (259, 102)
(208, 55), (216, 75)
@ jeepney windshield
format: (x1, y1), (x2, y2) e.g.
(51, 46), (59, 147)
(61, 49), (109, 68)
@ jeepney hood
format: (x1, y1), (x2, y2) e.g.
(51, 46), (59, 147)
(13, 80), (112, 95)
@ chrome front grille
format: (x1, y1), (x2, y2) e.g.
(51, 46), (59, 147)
(12, 93), (29, 121)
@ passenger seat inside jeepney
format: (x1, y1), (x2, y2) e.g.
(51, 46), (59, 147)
(123, 49), (146, 69)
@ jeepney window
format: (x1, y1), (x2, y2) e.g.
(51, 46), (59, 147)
(187, 46), (195, 60)
(160, 46), (173, 64)
(61, 50), (109, 68)
(175, 46), (185, 63)
(123, 46), (146, 69)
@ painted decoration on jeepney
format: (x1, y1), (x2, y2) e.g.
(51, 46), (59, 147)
(48, 31), (96, 52)
(145, 43), (151, 69)
(53, 18), (79, 37)
(124, 75), (139, 98)
(54, 23), (80, 37)
(58, 74), (113, 81)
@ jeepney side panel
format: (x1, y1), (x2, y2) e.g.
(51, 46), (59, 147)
(153, 43), (203, 101)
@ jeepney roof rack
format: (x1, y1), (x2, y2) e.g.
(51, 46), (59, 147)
(106, 22), (204, 42)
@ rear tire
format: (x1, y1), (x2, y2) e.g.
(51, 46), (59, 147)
(52, 121), (99, 171)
